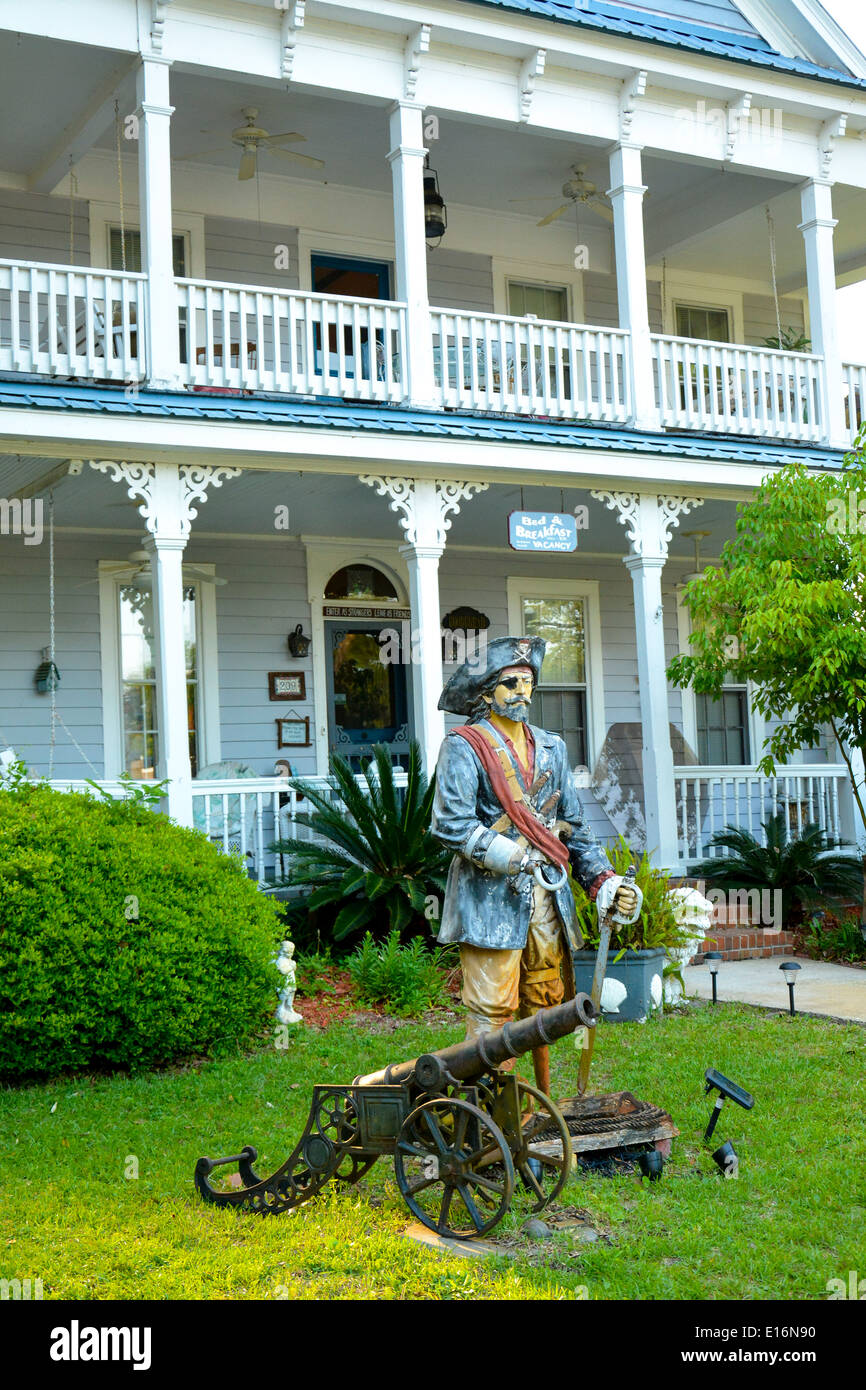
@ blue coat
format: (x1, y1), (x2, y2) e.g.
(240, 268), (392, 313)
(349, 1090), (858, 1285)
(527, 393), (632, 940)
(430, 722), (611, 950)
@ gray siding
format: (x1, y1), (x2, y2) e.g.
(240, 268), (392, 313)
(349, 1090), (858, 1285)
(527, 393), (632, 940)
(581, 273), (662, 331)
(204, 217), (300, 289)
(743, 293), (806, 347)
(0, 189), (89, 266)
(427, 248), (494, 312)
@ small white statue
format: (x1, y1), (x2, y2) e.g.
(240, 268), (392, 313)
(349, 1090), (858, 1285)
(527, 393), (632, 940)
(275, 939), (303, 1026)
(664, 887), (714, 1003)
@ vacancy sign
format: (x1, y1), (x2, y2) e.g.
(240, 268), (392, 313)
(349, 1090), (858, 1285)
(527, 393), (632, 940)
(508, 511), (579, 553)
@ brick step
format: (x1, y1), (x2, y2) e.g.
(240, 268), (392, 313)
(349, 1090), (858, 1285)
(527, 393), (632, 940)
(688, 927), (796, 965)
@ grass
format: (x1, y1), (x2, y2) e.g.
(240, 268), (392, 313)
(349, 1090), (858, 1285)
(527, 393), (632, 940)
(1, 1002), (864, 1301)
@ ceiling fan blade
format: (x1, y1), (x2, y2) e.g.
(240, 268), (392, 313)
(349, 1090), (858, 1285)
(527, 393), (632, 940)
(262, 132), (306, 144)
(268, 147), (325, 170)
(537, 204), (569, 227)
(587, 196), (614, 222)
(238, 149), (257, 181)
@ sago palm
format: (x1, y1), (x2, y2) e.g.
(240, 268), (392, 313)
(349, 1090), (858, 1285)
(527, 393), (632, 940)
(693, 813), (862, 931)
(273, 741), (450, 943)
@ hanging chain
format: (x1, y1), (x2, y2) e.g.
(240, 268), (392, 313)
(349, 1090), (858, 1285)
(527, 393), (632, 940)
(68, 163), (78, 265)
(115, 100), (127, 272)
(48, 492), (57, 780)
(766, 206), (782, 346)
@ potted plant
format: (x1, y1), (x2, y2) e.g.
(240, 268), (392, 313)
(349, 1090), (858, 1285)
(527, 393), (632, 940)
(570, 837), (696, 1022)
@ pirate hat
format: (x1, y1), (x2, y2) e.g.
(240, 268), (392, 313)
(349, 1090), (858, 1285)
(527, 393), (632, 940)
(438, 635), (546, 716)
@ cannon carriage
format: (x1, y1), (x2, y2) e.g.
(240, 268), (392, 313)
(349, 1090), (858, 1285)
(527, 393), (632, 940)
(194, 994), (596, 1239)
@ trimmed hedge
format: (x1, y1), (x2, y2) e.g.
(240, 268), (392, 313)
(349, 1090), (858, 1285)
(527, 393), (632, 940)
(0, 783), (285, 1081)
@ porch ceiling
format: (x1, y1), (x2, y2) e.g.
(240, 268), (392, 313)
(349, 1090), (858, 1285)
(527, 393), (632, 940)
(0, 454), (739, 562)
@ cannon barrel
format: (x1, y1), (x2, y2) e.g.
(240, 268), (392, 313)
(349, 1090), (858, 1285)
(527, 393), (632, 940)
(354, 994), (596, 1091)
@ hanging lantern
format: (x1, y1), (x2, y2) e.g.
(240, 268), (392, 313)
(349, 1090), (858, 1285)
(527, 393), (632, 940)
(35, 659), (61, 694)
(423, 157), (447, 244)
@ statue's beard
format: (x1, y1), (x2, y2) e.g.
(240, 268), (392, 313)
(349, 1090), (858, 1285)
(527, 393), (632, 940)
(487, 694), (531, 723)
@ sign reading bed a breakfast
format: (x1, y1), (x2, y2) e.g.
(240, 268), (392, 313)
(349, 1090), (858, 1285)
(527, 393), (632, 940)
(507, 511), (579, 553)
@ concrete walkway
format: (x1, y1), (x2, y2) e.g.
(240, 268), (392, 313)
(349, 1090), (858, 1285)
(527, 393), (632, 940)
(682, 955), (866, 1023)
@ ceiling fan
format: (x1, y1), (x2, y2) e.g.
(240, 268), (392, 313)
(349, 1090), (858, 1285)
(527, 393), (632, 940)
(510, 165), (614, 226)
(75, 551), (227, 589)
(177, 107), (325, 179)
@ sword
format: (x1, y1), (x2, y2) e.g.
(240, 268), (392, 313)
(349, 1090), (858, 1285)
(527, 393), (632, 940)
(576, 864), (641, 1096)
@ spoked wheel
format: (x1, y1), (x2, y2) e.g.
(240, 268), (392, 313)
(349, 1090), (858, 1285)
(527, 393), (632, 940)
(332, 1153), (377, 1188)
(394, 1097), (515, 1240)
(314, 1092), (360, 1148)
(510, 1080), (573, 1212)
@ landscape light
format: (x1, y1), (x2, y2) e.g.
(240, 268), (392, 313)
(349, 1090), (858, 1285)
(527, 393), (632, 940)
(705, 950), (723, 1005)
(779, 960), (802, 1016)
(711, 1139), (739, 1178)
(703, 1068), (754, 1142)
(638, 1150), (664, 1181)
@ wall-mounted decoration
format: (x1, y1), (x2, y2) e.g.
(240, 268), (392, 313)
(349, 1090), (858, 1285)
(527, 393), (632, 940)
(323, 604), (411, 620)
(288, 624), (311, 657)
(508, 511), (578, 553)
(276, 714), (311, 748)
(441, 606), (490, 633)
(268, 671), (306, 701)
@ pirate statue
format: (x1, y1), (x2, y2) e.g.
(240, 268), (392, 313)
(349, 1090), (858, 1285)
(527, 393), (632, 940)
(431, 635), (638, 1091)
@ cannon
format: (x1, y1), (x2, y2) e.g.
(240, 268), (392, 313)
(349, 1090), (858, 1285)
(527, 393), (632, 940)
(194, 994), (597, 1240)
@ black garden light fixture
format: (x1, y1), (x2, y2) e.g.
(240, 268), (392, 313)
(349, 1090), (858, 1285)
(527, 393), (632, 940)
(423, 156), (447, 244)
(711, 1139), (739, 1178)
(638, 1150), (664, 1182)
(703, 1068), (754, 1142)
(779, 959), (802, 1016)
(705, 950), (723, 1004)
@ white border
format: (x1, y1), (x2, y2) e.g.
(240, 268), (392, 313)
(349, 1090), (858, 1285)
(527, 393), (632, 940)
(87, 199), (205, 276)
(506, 575), (604, 775)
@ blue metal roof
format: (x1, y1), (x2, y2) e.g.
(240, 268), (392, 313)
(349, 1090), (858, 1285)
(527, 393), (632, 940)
(464, 0), (866, 90)
(0, 378), (850, 470)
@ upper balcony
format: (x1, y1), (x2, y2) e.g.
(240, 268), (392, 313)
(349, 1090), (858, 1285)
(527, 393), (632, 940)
(1, 17), (865, 450)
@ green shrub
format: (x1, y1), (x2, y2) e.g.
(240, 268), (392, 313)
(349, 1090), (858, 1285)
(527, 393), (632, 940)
(0, 782), (285, 1081)
(571, 835), (688, 954)
(801, 909), (866, 964)
(347, 930), (451, 1016)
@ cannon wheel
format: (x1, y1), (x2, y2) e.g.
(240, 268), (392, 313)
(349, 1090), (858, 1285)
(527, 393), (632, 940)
(394, 1097), (515, 1240)
(510, 1080), (573, 1213)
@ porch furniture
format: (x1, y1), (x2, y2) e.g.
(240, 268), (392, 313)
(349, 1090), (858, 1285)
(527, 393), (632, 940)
(195, 341), (257, 369)
(193, 759), (261, 863)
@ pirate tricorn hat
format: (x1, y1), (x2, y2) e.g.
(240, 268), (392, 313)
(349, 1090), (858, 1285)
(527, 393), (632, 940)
(437, 635), (546, 716)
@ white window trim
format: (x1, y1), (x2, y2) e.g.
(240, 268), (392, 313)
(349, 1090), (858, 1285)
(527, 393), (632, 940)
(302, 537), (409, 775)
(674, 582), (763, 766)
(493, 257), (584, 322)
(98, 561), (221, 778)
(88, 200), (205, 277)
(295, 230), (396, 294)
(661, 272), (744, 342)
(506, 577), (604, 778)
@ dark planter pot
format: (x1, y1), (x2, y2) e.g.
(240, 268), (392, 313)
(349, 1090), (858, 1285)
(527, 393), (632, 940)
(572, 947), (666, 1023)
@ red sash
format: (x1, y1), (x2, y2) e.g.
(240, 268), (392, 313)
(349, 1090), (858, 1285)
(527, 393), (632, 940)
(452, 724), (569, 869)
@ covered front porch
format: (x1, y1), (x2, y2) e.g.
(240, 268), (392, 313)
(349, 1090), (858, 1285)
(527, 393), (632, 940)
(0, 450), (855, 880)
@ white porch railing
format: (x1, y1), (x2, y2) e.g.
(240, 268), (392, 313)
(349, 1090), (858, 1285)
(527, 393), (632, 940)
(653, 334), (824, 442)
(0, 259), (145, 382)
(176, 277), (408, 401)
(843, 361), (866, 438)
(675, 764), (849, 863)
(431, 309), (631, 420)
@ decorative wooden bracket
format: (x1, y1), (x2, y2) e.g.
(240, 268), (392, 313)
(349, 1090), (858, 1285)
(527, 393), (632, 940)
(359, 476), (488, 549)
(280, 0), (306, 81)
(518, 48), (546, 124)
(724, 92), (752, 161)
(404, 24), (431, 102)
(150, 0), (173, 54)
(619, 69), (647, 143)
(818, 113), (847, 179)
(590, 491), (704, 560)
(89, 461), (240, 539)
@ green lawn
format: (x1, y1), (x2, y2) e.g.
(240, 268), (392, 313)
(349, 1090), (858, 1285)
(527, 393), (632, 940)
(1, 1003), (864, 1301)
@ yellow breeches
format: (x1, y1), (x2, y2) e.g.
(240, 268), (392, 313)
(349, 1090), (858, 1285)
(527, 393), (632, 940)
(459, 884), (566, 1041)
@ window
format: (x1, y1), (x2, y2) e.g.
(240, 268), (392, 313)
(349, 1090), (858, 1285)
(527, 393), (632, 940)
(118, 584), (199, 778)
(675, 304), (730, 343)
(325, 564), (398, 602)
(519, 594), (588, 768)
(109, 228), (187, 276)
(508, 281), (568, 322)
(696, 690), (751, 766)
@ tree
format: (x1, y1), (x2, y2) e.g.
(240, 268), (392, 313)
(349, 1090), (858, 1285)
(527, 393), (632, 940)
(667, 446), (866, 917)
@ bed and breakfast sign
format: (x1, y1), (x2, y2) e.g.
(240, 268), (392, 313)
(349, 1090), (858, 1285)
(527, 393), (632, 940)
(507, 510), (580, 553)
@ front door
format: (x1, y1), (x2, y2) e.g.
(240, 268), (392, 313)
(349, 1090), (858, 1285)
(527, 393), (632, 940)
(325, 622), (410, 771)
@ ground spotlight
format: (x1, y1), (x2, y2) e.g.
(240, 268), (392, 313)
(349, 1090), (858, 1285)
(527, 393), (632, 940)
(779, 959), (802, 1016)
(711, 1139), (739, 1178)
(705, 950), (723, 1004)
(638, 1150), (664, 1181)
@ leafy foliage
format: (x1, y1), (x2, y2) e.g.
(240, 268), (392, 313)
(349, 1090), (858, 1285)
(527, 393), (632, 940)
(571, 836), (690, 954)
(0, 782), (284, 1081)
(801, 908), (866, 964)
(691, 814), (862, 931)
(274, 743), (450, 944)
(347, 930), (451, 1016)
(762, 327), (812, 353)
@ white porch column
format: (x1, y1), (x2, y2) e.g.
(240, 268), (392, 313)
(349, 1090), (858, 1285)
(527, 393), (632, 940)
(387, 102), (436, 408)
(592, 491), (705, 867)
(799, 179), (846, 448)
(360, 476), (488, 775)
(136, 56), (179, 390)
(607, 143), (657, 431)
(90, 460), (240, 824)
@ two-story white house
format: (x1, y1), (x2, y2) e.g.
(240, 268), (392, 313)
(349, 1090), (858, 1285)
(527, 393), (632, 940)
(1, 0), (864, 882)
